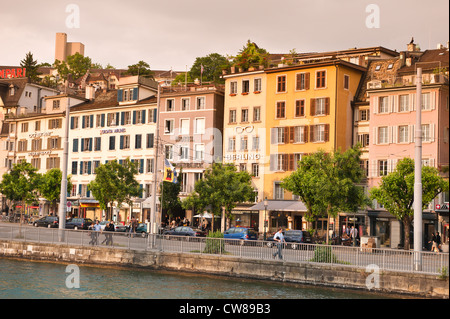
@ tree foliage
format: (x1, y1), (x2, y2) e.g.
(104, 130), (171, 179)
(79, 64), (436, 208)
(39, 168), (73, 215)
(190, 53), (230, 84)
(370, 158), (449, 249)
(282, 146), (370, 241)
(88, 159), (141, 220)
(160, 168), (183, 218)
(20, 52), (41, 83)
(231, 40), (270, 70)
(125, 60), (154, 78)
(182, 163), (255, 228)
(54, 53), (92, 81)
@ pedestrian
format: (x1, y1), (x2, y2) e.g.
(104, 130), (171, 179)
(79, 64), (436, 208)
(92, 220), (102, 245)
(272, 228), (286, 260)
(350, 226), (358, 246)
(436, 231), (441, 253)
(429, 233), (438, 252)
(103, 221), (114, 246)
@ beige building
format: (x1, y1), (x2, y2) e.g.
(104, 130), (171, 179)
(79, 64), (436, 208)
(55, 32), (85, 62)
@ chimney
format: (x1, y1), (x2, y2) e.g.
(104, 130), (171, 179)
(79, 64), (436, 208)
(85, 85), (95, 100)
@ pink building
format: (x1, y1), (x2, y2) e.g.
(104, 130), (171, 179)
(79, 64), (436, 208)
(366, 46), (449, 248)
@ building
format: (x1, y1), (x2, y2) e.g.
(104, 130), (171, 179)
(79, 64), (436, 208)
(158, 84), (224, 223)
(365, 43), (449, 248)
(55, 32), (85, 62)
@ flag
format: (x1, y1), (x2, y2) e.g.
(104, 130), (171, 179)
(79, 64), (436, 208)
(200, 64), (204, 75)
(163, 159), (177, 183)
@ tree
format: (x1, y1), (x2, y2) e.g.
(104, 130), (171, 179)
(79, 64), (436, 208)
(160, 168), (183, 218)
(0, 160), (41, 222)
(231, 40), (270, 70)
(282, 146), (370, 243)
(39, 169), (73, 216)
(370, 158), (449, 250)
(171, 72), (194, 86)
(125, 60), (154, 78)
(88, 159), (141, 220)
(190, 53), (230, 84)
(54, 53), (92, 81)
(20, 52), (41, 83)
(182, 163), (255, 230)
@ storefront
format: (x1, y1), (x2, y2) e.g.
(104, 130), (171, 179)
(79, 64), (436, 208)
(79, 200), (101, 220)
(435, 203), (449, 252)
(230, 209), (259, 229)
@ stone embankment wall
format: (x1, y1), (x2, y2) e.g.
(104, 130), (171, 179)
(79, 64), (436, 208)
(0, 240), (448, 298)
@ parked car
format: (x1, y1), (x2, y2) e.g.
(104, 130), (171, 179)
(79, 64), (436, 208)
(223, 227), (258, 245)
(33, 216), (59, 228)
(65, 218), (94, 230)
(135, 223), (149, 237)
(266, 230), (311, 249)
(163, 226), (206, 238)
(113, 222), (128, 232)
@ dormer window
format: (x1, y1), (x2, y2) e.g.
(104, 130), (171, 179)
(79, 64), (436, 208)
(118, 87), (139, 102)
(387, 63), (393, 70)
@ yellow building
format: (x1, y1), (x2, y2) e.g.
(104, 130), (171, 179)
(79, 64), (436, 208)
(261, 60), (365, 232)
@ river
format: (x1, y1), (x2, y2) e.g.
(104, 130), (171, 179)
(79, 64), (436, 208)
(0, 257), (398, 300)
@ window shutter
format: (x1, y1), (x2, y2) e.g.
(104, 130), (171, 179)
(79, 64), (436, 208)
(121, 112), (125, 125)
(82, 116), (85, 128)
(141, 110), (146, 124)
(87, 161), (92, 174)
(372, 96), (378, 114)
(80, 138), (84, 151)
(153, 109), (157, 123)
(431, 91), (436, 110)
(288, 154), (295, 171)
(117, 89), (123, 102)
(133, 87), (139, 101)
(325, 97), (330, 115)
(89, 138), (93, 151)
(289, 126), (294, 143)
(120, 135), (124, 149)
(284, 127), (289, 144)
(373, 127), (378, 145)
(73, 139), (78, 152)
(72, 161), (77, 175)
(324, 124), (330, 142)
(305, 73), (310, 90)
(139, 159), (144, 174)
(90, 115), (94, 128)
(430, 123), (435, 142)
(310, 125), (315, 142)
(80, 162), (84, 174)
(310, 99), (315, 116)
(78, 184), (82, 196)
(304, 126), (309, 143)
(116, 112), (120, 125)
(133, 111), (137, 124)
(70, 117), (74, 129)
(270, 154), (277, 171)
(147, 133), (154, 148)
(271, 128), (276, 144)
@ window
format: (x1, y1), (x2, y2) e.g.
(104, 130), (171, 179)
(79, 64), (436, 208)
(242, 80), (250, 94)
(53, 100), (60, 110)
(31, 139), (42, 151)
(180, 119), (190, 135)
(357, 133), (370, 147)
(47, 157), (60, 170)
(135, 134), (142, 149)
(107, 113), (118, 126)
(230, 81), (238, 95)
(272, 127), (287, 144)
(344, 74), (349, 90)
(96, 114), (105, 127)
(121, 111), (132, 125)
(252, 136), (260, 151)
(148, 109), (157, 123)
(310, 124), (329, 142)
(229, 110), (237, 123)
(21, 123), (28, 133)
(146, 133), (154, 148)
(253, 107), (261, 122)
(239, 163), (247, 172)
(35, 120), (41, 131)
(181, 98), (190, 111)
(359, 109), (370, 121)
(18, 140), (27, 152)
(378, 126), (389, 144)
(164, 119), (174, 134)
(31, 158), (40, 170)
(49, 119), (61, 129)
(241, 109), (249, 122)
(316, 70), (326, 88)
(295, 100), (305, 117)
(294, 126), (308, 143)
(277, 75), (286, 93)
(240, 136), (248, 151)
(165, 145), (173, 160)
(166, 99), (175, 112)
(274, 182), (284, 200)
(228, 137), (236, 151)
(134, 110), (145, 124)
(296, 73), (309, 90)
(254, 78), (262, 92)
(109, 136), (115, 150)
(387, 63), (393, 70)
(422, 124), (431, 142)
(146, 158), (154, 173)
(399, 95), (409, 112)
(196, 97), (205, 110)
(120, 135), (130, 149)
(180, 145), (189, 160)
(379, 96), (389, 113)
(251, 163), (259, 177)
(48, 137), (60, 149)
(378, 160), (388, 176)
(81, 138), (93, 151)
(194, 118), (205, 134)
(310, 98), (329, 116)
(82, 115), (93, 128)
(421, 93), (431, 110)
(398, 126), (409, 143)
(276, 101), (285, 118)
(194, 144), (204, 161)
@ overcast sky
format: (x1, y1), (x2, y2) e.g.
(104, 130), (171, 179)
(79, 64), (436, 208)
(1, 0), (448, 71)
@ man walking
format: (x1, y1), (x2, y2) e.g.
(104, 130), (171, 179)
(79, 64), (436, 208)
(272, 228), (286, 260)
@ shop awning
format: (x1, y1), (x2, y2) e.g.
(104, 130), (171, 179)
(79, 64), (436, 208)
(249, 200), (307, 212)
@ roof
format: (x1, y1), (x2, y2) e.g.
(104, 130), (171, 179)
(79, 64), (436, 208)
(0, 77), (29, 107)
(398, 48), (449, 74)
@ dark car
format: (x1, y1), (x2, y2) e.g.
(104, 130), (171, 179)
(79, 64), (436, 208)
(163, 226), (206, 238)
(33, 216), (59, 228)
(223, 227), (258, 245)
(65, 218), (94, 230)
(135, 223), (149, 237)
(267, 230), (311, 249)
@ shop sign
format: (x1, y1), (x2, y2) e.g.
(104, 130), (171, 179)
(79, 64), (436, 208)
(100, 128), (126, 135)
(29, 131), (53, 138)
(0, 68), (26, 79)
(436, 203), (448, 210)
(224, 153), (262, 161)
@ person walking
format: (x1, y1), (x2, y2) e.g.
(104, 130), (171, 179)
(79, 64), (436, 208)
(436, 231), (441, 253)
(92, 220), (102, 245)
(429, 233), (439, 252)
(272, 228), (286, 260)
(103, 221), (115, 246)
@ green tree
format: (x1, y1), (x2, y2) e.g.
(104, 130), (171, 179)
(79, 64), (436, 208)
(282, 146), (370, 243)
(231, 40), (270, 70)
(88, 159), (141, 220)
(171, 72), (194, 86)
(160, 168), (183, 218)
(182, 163), (255, 230)
(0, 160), (41, 222)
(54, 52), (92, 81)
(190, 53), (230, 84)
(39, 169), (73, 216)
(20, 52), (41, 83)
(370, 158), (449, 250)
(125, 60), (154, 78)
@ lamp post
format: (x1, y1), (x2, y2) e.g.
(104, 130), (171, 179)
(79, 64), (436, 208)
(264, 197), (268, 241)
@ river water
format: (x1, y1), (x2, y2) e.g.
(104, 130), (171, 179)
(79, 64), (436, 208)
(0, 257), (396, 299)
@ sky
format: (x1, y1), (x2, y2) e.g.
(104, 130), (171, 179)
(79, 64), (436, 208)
(1, 0), (448, 71)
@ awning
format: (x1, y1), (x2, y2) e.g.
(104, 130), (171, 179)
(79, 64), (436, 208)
(249, 200), (307, 212)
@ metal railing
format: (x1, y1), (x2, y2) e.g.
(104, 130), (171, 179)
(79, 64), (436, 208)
(0, 223), (448, 276)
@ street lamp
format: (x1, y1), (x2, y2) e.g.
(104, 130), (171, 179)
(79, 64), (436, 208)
(264, 197), (268, 241)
